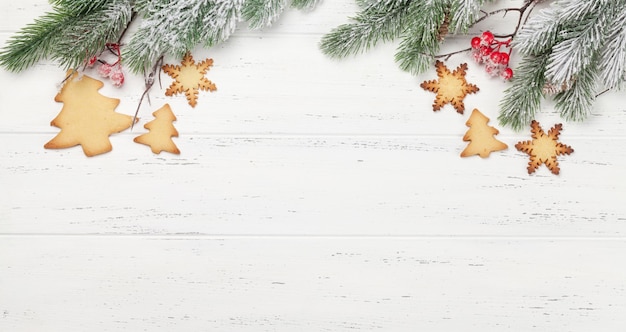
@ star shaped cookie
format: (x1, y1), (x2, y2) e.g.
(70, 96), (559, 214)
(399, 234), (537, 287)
(162, 53), (217, 107)
(420, 60), (479, 114)
(515, 120), (574, 175)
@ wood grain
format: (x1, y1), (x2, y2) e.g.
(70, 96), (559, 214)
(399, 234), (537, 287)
(1, 1), (625, 331)
(1, 134), (624, 236)
(2, 237), (626, 332)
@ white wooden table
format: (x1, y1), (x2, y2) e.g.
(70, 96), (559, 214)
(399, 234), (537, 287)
(1, 1), (625, 331)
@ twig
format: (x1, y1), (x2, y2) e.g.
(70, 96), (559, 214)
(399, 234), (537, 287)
(478, 0), (539, 38)
(433, 0), (541, 59)
(434, 47), (472, 60)
(117, 11), (137, 45)
(595, 88), (610, 98)
(131, 55), (164, 129)
(60, 69), (78, 85)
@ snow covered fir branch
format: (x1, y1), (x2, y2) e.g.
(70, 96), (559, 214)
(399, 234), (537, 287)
(500, 0), (626, 129)
(1, 0), (625, 130)
(0, 0), (322, 74)
(321, 0), (626, 129)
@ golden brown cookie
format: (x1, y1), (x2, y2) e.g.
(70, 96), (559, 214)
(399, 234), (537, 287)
(461, 109), (507, 158)
(420, 60), (479, 114)
(515, 120), (574, 175)
(134, 103), (180, 154)
(44, 71), (136, 157)
(162, 53), (217, 107)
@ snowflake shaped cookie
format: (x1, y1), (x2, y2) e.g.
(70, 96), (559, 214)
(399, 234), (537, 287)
(515, 120), (574, 175)
(420, 60), (479, 114)
(162, 53), (217, 107)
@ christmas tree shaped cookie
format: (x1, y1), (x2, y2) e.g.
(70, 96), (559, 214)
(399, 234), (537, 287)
(134, 104), (180, 154)
(162, 53), (217, 107)
(461, 109), (507, 158)
(44, 71), (136, 156)
(515, 120), (573, 175)
(420, 60), (479, 114)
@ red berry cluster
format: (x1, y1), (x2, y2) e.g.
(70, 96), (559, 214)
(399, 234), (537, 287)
(470, 31), (513, 81)
(85, 43), (125, 87)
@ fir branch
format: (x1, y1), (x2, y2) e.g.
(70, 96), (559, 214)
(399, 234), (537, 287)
(131, 0), (152, 13)
(50, 0), (112, 15)
(123, 0), (215, 73)
(0, 11), (71, 72)
(555, 0), (606, 23)
(597, 3), (626, 90)
(242, 0), (287, 29)
(500, 0), (626, 127)
(513, 6), (560, 56)
(553, 61), (597, 121)
(449, 0), (487, 34)
(355, 0), (376, 8)
(291, 0), (323, 10)
(54, 0), (133, 70)
(498, 53), (549, 130)
(543, 7), (608, 88)
(320, 0), (412, 59)
(394, 0), (448, 75)
(0, 0), (131, 72)
(201, 0), (245, 47)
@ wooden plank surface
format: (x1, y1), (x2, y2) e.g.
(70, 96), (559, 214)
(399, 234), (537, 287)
(1, 134), (624, 236)
(2, 237), (626, 332)
(1, 1), (625, 331)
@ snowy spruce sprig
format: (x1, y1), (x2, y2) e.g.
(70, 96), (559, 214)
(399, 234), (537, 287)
(499, 0), (626, 129)
(0, 0), (322, 74)
(2, 0), (626, 130)
(320, 0), (490, 75)
(322, 0), (626, 130)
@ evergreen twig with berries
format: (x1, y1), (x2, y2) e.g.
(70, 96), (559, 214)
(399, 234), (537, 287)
(469, 31), (513, 81)
(0, 0), (323, 76)
(1, 0), (625, 131)
(322, 0), (626, 130)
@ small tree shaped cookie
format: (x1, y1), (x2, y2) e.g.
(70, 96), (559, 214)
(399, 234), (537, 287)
(134, 104), (180, 154)
(461, 109), (508, 158)
(45, 71), (136, 156)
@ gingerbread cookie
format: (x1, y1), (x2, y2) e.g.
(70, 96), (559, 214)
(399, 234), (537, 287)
(44, 71), (136, 156)
(162, 53), (217, 107)
(515, 120), (574, 175)
(461, 109), (507, 158)
(420, 60), (479, 114)
(134, 104), (181, 154)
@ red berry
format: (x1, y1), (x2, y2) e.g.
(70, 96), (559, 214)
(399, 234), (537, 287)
(98, 63), (112, 78)
(481, 31), (494, 44)
(111, 71), (124, 87)
(501, 67), (513, 80)
(480, 46), (493, 57)
(485, 64), (500, 77)
(471, 37), (481, 49)
(471, 49), (483, 64)
(86, 55), (98, 67)
(499, 52), (510, 65)
(490, 52), (503, 64)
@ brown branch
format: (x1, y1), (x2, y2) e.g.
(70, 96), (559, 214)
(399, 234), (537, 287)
(433, 0), (542, 59)
(434, 47), (472, 60)
(117, 11), (138, 45)
(595, 88), (610, 98)
(131, 55), (164, 129)
(486, 0), (539, 38)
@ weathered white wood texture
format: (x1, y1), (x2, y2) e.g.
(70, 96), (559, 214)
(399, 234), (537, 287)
(1, 1), (625, 331)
